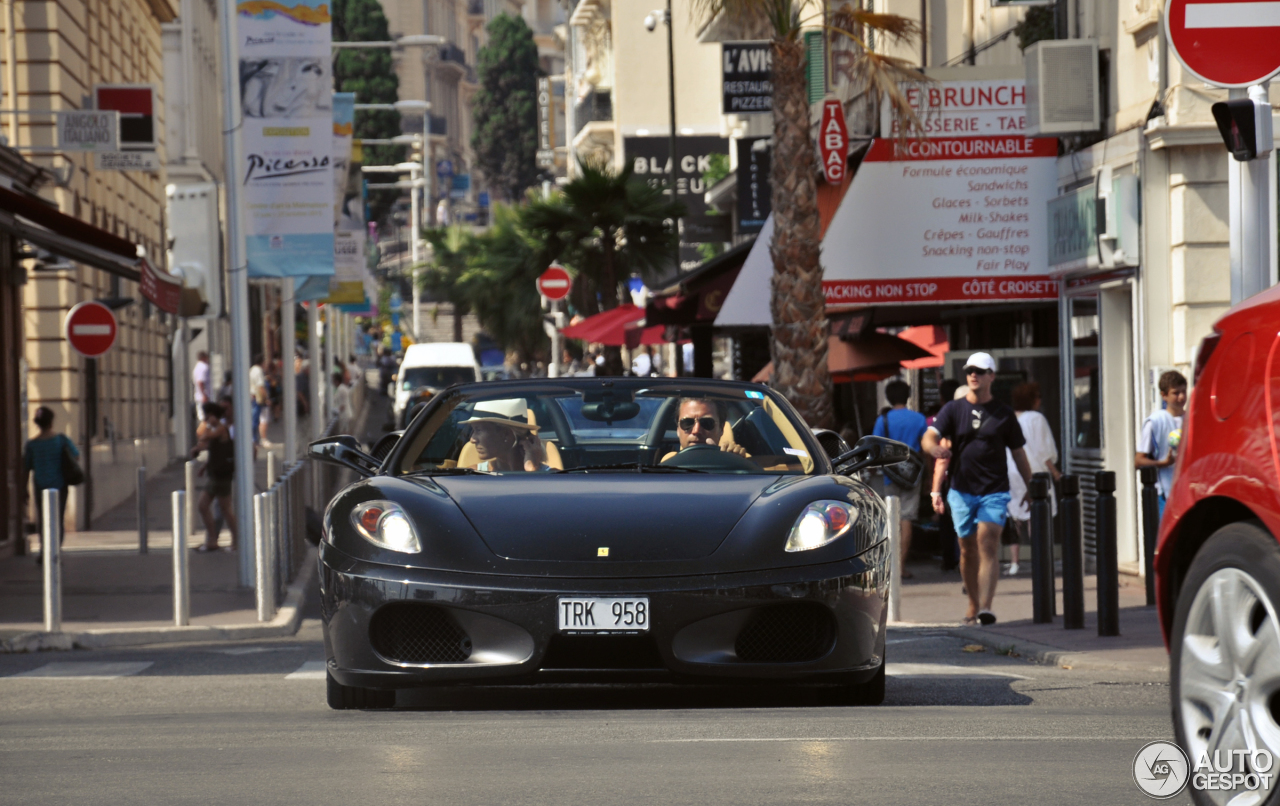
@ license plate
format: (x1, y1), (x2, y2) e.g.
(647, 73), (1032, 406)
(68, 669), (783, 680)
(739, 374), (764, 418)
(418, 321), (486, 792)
(557, 597), (650, 633)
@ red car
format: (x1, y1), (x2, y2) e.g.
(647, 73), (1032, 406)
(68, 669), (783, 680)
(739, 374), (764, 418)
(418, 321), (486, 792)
(1158, 283), (1280, 801)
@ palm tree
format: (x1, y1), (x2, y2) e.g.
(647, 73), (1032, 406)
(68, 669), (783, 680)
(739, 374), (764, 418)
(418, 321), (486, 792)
(421, 225), (476, 343)
(457, 204), (551, 363)
(523, 158), (685, 316)
(690, 0), (924, 428)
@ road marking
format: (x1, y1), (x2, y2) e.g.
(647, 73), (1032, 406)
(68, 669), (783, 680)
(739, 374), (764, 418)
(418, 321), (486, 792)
(887, 662), (1027, 679)
(1185, 2), (1280, 28)
(651, 736), (1162, 744)
(285, 660), (328, 680)
(11, 662), (152, 679)
(209, 647), (301, 655)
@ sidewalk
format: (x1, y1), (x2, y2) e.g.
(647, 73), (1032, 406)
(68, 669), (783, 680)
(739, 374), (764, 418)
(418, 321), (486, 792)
(0, 383), (390, 652)
(896, 557), (1168, 673)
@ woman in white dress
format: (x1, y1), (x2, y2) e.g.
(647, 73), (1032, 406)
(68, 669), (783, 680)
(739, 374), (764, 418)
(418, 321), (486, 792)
(1005, 382), (1061, 575)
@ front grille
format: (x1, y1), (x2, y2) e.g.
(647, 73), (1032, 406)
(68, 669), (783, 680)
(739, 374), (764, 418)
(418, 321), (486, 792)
(541, 634), (664, 670)
(734, 603), (836, 663)
(369, 603), (473, 664)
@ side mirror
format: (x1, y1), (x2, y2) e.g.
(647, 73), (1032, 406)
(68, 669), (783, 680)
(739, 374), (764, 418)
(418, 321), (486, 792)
(833, 435), (923, 487)
(309, 435), (379, 478)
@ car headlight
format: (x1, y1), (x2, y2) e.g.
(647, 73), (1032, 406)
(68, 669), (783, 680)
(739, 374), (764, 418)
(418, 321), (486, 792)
(350, 501), (421, 553)
(785, 500), (858, 552)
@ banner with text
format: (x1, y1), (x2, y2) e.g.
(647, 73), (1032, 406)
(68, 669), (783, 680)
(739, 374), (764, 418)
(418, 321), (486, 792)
(821, 136), (1059, 305)
(880, 78), (1028, 139)
(327, 92), (366, 303)
(237, 0), (334, 278)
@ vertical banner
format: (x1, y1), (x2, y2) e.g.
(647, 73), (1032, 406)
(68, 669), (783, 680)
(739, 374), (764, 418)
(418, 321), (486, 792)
(237, 0), (334, 278)
(328, 92), (367, 303)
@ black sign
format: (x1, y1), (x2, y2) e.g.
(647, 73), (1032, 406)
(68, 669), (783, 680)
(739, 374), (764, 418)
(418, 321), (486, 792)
(722, 41), (772, 114)
(736, 137), (771, 234)
(626, 135), (730, 270)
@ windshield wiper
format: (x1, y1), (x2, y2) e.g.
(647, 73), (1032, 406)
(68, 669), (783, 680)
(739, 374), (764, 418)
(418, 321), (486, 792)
(408, 466), (495, 476)
(556, 462), (707, 474)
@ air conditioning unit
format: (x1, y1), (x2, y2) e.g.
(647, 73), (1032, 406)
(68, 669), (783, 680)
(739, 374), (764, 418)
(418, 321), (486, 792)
(1025, 39), (1100, 136)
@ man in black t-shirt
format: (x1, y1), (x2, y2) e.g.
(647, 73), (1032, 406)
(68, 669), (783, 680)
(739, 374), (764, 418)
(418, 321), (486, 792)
(921, 353), (1034, 626)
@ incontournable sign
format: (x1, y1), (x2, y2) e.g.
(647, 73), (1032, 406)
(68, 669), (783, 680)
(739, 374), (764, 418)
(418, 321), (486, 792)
(57, 111), (119, 152)
(722, 41), (772, 114)
(820, 136), (1059, 304)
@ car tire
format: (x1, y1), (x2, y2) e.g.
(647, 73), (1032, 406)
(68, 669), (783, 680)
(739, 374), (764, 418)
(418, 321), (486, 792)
(1171, 521), (1280, 805)
(326, 669), (395, 710)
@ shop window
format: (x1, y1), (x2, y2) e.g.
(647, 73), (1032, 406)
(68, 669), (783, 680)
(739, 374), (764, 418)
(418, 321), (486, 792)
(1071, 296), (1100, 449)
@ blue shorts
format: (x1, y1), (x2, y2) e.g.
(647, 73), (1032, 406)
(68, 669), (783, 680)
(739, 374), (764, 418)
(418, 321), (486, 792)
(947, 489), (1011, 538)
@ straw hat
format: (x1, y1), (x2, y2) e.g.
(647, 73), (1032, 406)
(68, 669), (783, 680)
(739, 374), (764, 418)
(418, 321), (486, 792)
(463, 399), (538, 432)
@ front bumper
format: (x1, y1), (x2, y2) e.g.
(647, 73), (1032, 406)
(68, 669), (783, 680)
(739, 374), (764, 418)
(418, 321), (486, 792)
(320, 540), (890, 690)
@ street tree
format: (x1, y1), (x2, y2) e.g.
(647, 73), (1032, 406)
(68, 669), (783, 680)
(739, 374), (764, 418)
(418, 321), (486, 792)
(523, 158), (684, 316)
(421, 226), (477, 343)
(690, 0), (923, 427)
(472, 15), (542, 202)
(457, 204), (550, 363)
(332, 0), (404, 225)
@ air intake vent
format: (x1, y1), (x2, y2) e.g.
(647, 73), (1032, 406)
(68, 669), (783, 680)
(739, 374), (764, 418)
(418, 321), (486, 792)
(735, 603), (836, 663)
(369, 603), (473, 664)
(1026, 40), (1100, 135)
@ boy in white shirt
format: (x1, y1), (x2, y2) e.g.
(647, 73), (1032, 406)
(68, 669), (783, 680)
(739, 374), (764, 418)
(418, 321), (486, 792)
(1135, 370), (1187, 520)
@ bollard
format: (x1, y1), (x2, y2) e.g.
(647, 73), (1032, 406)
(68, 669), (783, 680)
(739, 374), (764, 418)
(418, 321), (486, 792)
(42, 488), (61, 632)
(185, 460), (198, 547)
(1140, 466), (1160, 607)
(254, 493), (274, 621)
(886, 495), (901, 623)
(1029, 473), (1055, 624)
(267, 450), (278, 488)
(172, 491), (189, 626)
(137, 465), (148, 554)
(1060, 475), (1085, 630)
(1095, 470), (1120, 636)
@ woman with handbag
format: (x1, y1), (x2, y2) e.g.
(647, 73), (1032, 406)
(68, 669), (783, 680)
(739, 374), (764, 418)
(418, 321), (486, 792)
(193, 402), (239, 552)
(23, 406), (82, 551)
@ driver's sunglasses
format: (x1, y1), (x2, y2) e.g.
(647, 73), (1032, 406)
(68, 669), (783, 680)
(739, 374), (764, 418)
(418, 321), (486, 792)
(964, 367), (990, 376)
(678, 416), (719, 432)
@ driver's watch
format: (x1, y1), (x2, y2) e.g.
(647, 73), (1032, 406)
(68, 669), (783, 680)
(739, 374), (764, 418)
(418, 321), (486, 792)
(930, 491), (943, 498)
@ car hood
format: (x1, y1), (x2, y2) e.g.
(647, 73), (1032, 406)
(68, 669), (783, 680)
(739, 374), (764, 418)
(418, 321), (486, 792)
(433, 475), (775, 562)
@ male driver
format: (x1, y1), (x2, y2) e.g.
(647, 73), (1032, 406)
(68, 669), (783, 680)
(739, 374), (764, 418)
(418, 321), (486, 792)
(921, 353), (1033, 626)
(666, 398), (748, 458)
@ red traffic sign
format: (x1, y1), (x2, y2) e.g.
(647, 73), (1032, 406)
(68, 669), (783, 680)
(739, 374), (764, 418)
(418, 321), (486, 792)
(537, 264), (572, 301)
(64, 300), (118, 358)
(820, 99), (849, 184)
(1166, 0), (1280, 88)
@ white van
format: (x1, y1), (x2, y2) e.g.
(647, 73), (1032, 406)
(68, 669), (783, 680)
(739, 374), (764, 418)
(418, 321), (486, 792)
(394, 342), (482, 427)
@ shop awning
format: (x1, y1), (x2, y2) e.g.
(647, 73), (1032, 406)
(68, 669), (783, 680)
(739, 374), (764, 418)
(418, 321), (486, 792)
(645, 238), (754, 326)
(716, 214), (773, 329)
(752, 331), (935, 384)
(897, 325), (949, 369)
(0, 186), (142, 282)
(561, 304), (665, 348)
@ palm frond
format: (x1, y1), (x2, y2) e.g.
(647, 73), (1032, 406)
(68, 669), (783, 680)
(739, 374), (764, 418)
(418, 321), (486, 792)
(829, 6), (919, 45)
(689, 0), (811, 41)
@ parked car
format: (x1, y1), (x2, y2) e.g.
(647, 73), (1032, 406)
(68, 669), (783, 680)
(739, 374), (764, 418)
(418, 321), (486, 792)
(392, 342), (482, 428)
(311, 377), (920, 709)
(1157, 283), (1280, 804)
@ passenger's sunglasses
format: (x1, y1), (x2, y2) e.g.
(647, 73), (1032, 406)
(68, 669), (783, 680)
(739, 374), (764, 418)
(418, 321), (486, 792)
(678, 416), (719, 432)
(964, 367), (990, 376)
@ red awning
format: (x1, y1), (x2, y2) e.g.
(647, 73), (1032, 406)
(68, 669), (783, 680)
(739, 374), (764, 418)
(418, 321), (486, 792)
(897, 325), (949, 369)
(752, 332), (934, 384)
(560, 304), (665, 348)
(0, 185), (142, 282)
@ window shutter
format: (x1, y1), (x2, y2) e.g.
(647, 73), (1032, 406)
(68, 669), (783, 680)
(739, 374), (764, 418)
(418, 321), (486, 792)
(805, 30), (826, 104)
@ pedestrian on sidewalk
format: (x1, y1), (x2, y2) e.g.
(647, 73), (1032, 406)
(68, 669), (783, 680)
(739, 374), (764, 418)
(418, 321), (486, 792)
(23, 406), (80, 547)
(921, 353), (1034, 626)
(193, 402), (238, 552)
(250, 354), (267, 447)
(1004, 382), (1061, 576)
(193, 351), (210, 407)
(331, 370), (351, 434)
(873, 379), (927, 579)
(1135, 370), (1187, 520)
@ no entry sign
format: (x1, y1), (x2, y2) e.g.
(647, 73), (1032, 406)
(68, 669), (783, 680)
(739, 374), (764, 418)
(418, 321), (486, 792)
(537, 265), (572, 301)
(1166, 0), (1280, 87)
(64, 301), (118, 357)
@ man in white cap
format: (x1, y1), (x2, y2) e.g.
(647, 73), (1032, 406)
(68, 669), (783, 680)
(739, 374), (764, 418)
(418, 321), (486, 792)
(921, 352), (1034, 626)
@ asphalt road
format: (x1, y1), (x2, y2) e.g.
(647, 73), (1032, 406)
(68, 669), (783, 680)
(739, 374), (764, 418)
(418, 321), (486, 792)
(0, 620), (1178, 805)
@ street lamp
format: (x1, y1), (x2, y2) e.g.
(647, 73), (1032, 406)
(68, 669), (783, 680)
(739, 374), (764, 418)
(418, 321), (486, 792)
(644, 3), (680, 274)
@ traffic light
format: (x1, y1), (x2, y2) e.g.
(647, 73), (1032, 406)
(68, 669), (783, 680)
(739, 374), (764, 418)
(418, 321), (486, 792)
(1211, 97), (1274, 162)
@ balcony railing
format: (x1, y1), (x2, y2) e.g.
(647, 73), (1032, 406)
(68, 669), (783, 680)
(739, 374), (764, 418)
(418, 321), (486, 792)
(573, 89), (613, 136)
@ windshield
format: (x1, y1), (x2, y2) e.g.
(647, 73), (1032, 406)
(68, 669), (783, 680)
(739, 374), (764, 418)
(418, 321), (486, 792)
(401, 366), (476, 391)
(396, 382), (817, 476)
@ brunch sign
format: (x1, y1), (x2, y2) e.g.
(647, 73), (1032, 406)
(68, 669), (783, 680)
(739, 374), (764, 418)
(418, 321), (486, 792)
(237, 0), (335, 279)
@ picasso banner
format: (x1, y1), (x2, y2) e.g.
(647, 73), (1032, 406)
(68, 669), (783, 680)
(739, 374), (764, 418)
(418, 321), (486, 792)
(327, 92), (367, 304)
(237, 0), (334, 278)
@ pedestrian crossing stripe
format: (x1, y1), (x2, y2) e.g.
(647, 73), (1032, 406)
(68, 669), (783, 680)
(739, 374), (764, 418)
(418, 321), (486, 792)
(11, 662), (153, 679)
(886, 663), (1027, 679)
(285, 660), (328, 680)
